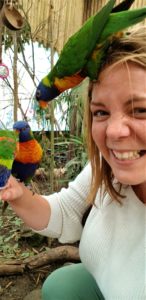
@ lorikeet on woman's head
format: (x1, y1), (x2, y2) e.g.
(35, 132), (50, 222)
(35, 0), (146, 109)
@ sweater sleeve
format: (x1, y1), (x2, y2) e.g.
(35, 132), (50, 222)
(34, 163), (92, 243)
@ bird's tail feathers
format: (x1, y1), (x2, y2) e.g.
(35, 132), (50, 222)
(100, 7), (146, 42)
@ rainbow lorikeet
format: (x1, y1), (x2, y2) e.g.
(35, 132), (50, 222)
(2, 121), (43, 214)
(0, 130), (18, 188)
(35, 0), (146, 109)
(11, 121), (43, 184)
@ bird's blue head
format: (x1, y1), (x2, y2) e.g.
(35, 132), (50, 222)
(35, 82), (60, 109)
(13, 121), (33, 142)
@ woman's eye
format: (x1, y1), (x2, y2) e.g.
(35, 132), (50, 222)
(133, 108), (146, 118)
(92, 110), (109, 118)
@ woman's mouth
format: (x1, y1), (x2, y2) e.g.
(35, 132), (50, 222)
(112, 150), (146, 161)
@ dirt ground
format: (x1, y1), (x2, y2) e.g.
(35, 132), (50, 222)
(0, 263), (63, 300)
(0, 202), (70, 300)
(0, 273), (43, 300)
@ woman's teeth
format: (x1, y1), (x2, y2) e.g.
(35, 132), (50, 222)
(113, 150), (140, 160)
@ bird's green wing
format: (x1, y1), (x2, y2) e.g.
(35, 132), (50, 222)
(86, 6), (146, 79)
(0, 130), (18, 188)
(48, 0), (115, 81)
(0, 131), (18, 161)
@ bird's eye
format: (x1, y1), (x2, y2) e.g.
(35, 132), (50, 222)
(36, 90), (41, 98)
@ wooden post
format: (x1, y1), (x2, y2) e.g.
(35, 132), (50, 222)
(12, 32), (18, 122)
(49, 1), (55, 193)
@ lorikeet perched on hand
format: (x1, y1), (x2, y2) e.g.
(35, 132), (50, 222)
(2, 121), (43, 214)
(35, 0), (146, 109)
(0, 130), (18, 188)
(12, 120), (43, 183)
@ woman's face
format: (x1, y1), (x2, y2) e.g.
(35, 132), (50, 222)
(90, 62), (146, 188)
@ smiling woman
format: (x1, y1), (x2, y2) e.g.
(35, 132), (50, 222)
(90, 62), (146, 195)
(85, 26), (146, 204)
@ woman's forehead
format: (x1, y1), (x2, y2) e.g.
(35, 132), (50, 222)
(94, 61), (146, 86)
(91, 62), (146, 103)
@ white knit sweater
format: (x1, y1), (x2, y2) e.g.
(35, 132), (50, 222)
(36, 163), (146, 300)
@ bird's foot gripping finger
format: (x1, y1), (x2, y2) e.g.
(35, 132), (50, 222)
(16, 178), (20, 183)
(27, 185), (36, 195)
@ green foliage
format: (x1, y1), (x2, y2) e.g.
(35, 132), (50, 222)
(63, 136), (87, 180)
(52, 135), (88, 181)
(0, 213), (23, 259)
(0, 207), (46, 260)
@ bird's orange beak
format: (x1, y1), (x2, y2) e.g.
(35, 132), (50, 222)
(14, 129), (19, 134)
(39, 101), (49, 109)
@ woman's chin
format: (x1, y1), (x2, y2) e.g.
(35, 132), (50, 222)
(113, 172), (143, 186)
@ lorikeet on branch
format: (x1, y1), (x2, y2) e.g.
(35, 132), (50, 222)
(35, 0), (146, 109)
(2, 121), (43, 214)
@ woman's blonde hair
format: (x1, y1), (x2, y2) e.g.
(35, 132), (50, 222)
(84, 26), (146, 204)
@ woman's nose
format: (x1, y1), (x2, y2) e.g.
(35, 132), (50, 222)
(106, 116), (130, 140)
